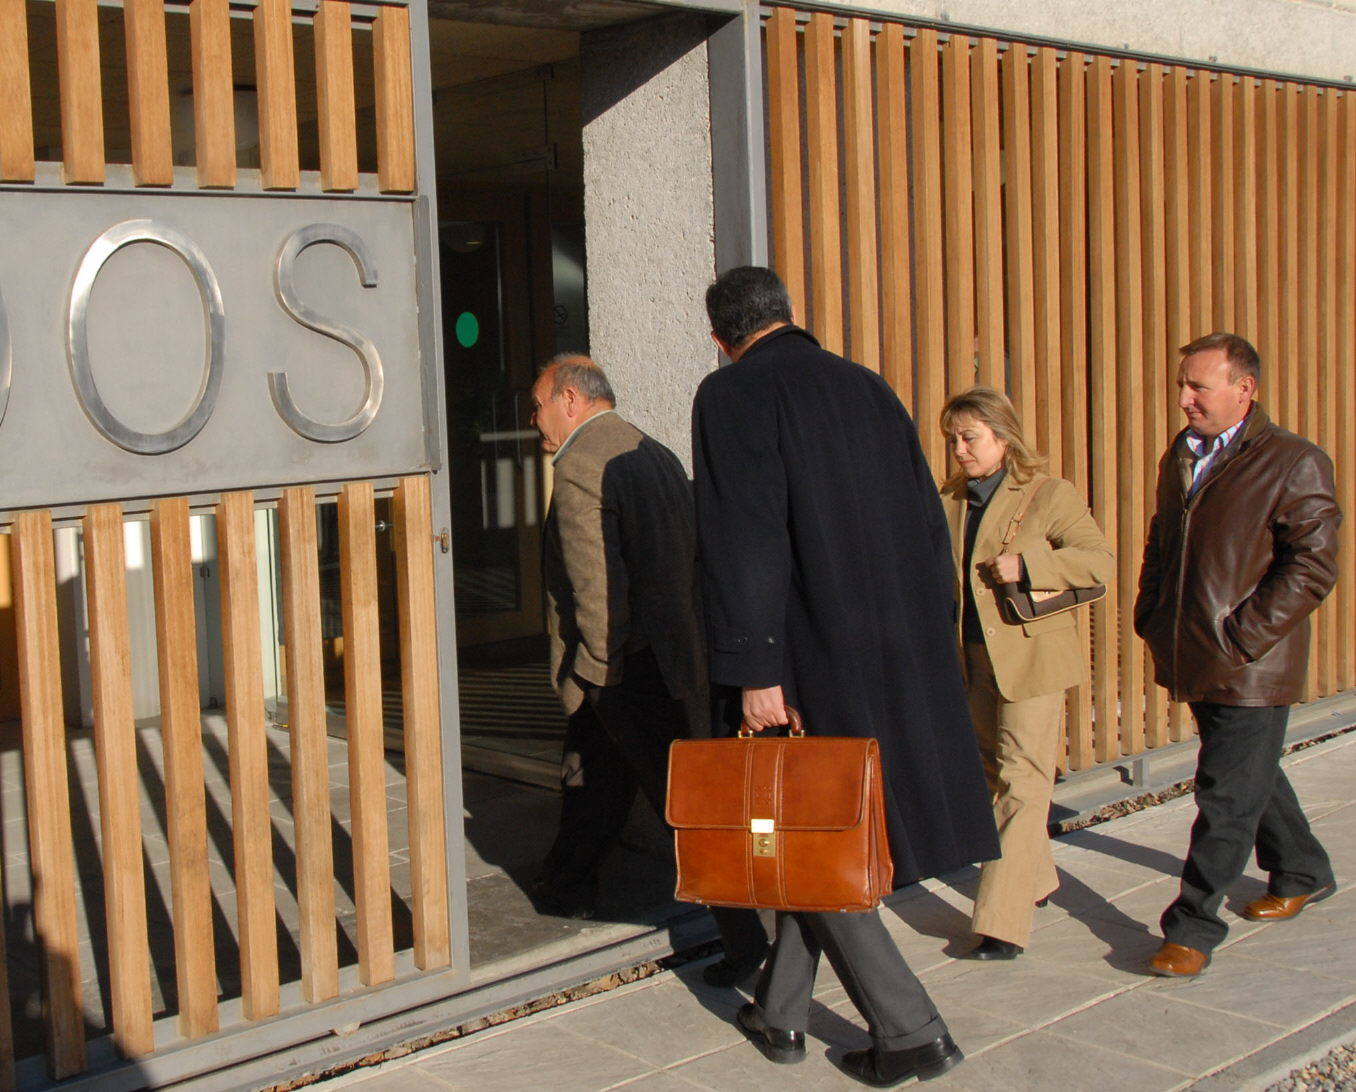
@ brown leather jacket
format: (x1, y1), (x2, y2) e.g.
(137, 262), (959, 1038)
(1134, 404), (1341, 705)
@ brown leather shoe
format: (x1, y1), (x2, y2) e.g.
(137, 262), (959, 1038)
(1243, 884), (1335, 922)
(1148, 942), (1210, 978)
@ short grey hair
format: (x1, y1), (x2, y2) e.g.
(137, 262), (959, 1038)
(542, 352), (616, 406)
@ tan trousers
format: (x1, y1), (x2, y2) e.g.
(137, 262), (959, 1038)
(963, 642), (1064, 947)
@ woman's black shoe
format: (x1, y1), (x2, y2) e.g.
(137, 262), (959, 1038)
(735, 1002), (805, 1064)
(966, 935), (1023, 960)
(837, 1035), (964, 1086)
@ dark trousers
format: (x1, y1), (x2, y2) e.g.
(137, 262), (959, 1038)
(1160, 702), (1334, 953)
(756, 910), (947, 1050)
(540, 649), (767, 962)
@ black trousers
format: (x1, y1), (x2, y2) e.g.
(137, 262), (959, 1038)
(540, 648), (767, 962)
(756, 909), (947, 1051)
(1160, 702), (1333, 953)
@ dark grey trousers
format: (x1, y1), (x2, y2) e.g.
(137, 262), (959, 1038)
(1160, 702), (1334, 953)
(755, 909), (948, 1051)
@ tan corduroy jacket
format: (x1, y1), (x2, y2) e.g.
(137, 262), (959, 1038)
(942, 472), (1114, 702)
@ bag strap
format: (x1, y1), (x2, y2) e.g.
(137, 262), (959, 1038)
(998, 478), (1051, 554)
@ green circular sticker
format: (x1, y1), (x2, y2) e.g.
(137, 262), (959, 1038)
(455, 311), (479, 348)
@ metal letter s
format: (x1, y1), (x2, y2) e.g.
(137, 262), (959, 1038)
(270, 224), (384, 443)
(66, 220), (226, 454)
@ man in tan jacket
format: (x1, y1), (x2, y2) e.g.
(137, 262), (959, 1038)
(532, 354), (766, 973)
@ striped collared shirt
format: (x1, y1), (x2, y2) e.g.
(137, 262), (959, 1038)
(1184, 415), (1246, 494)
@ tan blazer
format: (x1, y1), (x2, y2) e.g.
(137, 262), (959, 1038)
(941, 473), (1114, 701)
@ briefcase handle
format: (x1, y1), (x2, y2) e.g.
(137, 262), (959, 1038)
(738, 705), (806, 738)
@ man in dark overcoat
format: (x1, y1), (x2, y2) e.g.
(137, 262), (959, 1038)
(692, 267), (998, 1087)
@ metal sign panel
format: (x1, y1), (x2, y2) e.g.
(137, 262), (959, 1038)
(0, 190), (428, 511)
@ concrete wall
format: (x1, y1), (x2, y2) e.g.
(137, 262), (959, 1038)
(822, 0), (1356, 83)
(580, 12), (719, 470)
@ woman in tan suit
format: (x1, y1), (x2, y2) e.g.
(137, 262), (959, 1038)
(939, 387), (1114, 960)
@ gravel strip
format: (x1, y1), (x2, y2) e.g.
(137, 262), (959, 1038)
(1265, 1041), (1356, 1091)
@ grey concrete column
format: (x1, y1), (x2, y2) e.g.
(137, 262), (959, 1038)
(581, 12), (719, 469)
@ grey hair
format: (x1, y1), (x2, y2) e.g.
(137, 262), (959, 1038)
(542, 352), (616, 406)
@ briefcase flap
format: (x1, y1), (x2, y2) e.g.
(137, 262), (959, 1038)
(666, 736), (876, 831)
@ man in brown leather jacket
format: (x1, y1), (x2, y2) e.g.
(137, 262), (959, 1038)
(1135, 333), (1339, 979)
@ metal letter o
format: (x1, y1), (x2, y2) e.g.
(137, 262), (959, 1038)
(270, 223), (384, 443)
(66, 220), (226, 454)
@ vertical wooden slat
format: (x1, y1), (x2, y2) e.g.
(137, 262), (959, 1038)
(1139, 63), (1171, 751)
(1338, 92), (1356, 692)
(1234, 78), (1259, 341)
(1187, 71), (1213, 335)
(55, 0), (104, 184)
(1210, 75), (1235, 330)
(314, 0), (358, 192)
(1257, 81), (1281, 387)
(83, 506), (155, 1057)
(392, 476), (451, 970)
(123, 0), (173, 186)
(373, 3), (415, 194)
(339, 482), (395, 985)
(0, 0), (36, 182)
(1087, 55), (1119, 764)
(942, 34), (976, 393)
(148, 498), (219, 1040)
(254, 0), (299, 190)
(189, 0), (235, 188)
(765, 8), (806, 322)
(278, 488), (340, 1002)
(1112, 60), (1144, 759)
(841, 18), (879, 371)
(971, 37), (1004, 390)
(804, 13), (842, 353)
(1163, 66), (1192, 743)
(910, 30), (946, 476)
(1058, 51), (1092, 767)
(12, 512), (85, 1078)
(1316, 88), (1338, 697)
(876, 23), (912, 404)
(216, 491), (280, 1021)
(1002, 44), (1036, 428)
(1278, 84), (1300, 434)
(0, 853), (12, 1091)
(1030, 48), (1062, 474)
(1299, 85), (1321, 451)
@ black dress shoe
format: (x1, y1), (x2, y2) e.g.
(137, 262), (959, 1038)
(701, 944), (769, 988)
(837, 1034), (964, 1086)
(966, 935), (1023, 960)
(735, 1002), (805, 1064)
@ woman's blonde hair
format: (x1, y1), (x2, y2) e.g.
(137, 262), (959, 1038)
(939, 386), (1047, 491)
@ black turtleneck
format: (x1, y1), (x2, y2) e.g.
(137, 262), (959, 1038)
(961, 468), (1006, 645)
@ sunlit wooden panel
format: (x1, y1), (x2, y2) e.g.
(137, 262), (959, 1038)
(12, 511), (85, 1077)
(941, 34), (975, 395)
(55, 0), (104, 184)
(1211, 76), (1236, 329)
(1235, 78), (1259, 342)
(315, 0), (358, 192)
(1316, 88), (1339, 696)
(393, 476), (451, 970)
(841, 18), (879, 371)
(254, 0), (300, 190)
(1030, 48), (1062, 474)
(971, 37), (1004, 390)
(374, 3), (415, 193)
(0, 0), (35, 182)
(278, 488), (341, 1002)
(1002, 44), (1036, 426)
(339, 482), (396, 985)
(148, 498), (219, 1039)
(1338, 93), (1356, 692)
(876, 23), (911, 405)
(123, 0), (173, 186)
(83, 505), (154, 1057)
(910, 29), (946, 475)
(803, 13), (842, 354)
(1187, 71), (1213, 336)
(765, 8), (805, 320)
(189, 0), (235, 188)
(216, 492), (281, 1020)
(1278, 84), (1300, 435)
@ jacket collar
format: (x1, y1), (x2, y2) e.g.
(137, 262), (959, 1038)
(1172, 402), (1272, 498)
(736, 324), (820, 362)
(943, 472), (1039, 565)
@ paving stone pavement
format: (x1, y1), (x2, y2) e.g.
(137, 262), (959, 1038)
(325, 732), (1356, 1091)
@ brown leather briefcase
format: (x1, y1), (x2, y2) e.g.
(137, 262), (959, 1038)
(666, 708), (893, 913)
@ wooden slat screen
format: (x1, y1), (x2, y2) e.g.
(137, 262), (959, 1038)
(1, 477), (449, 1075)
(762, 10), (1356, 770)
(0, 0), (417, 193)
